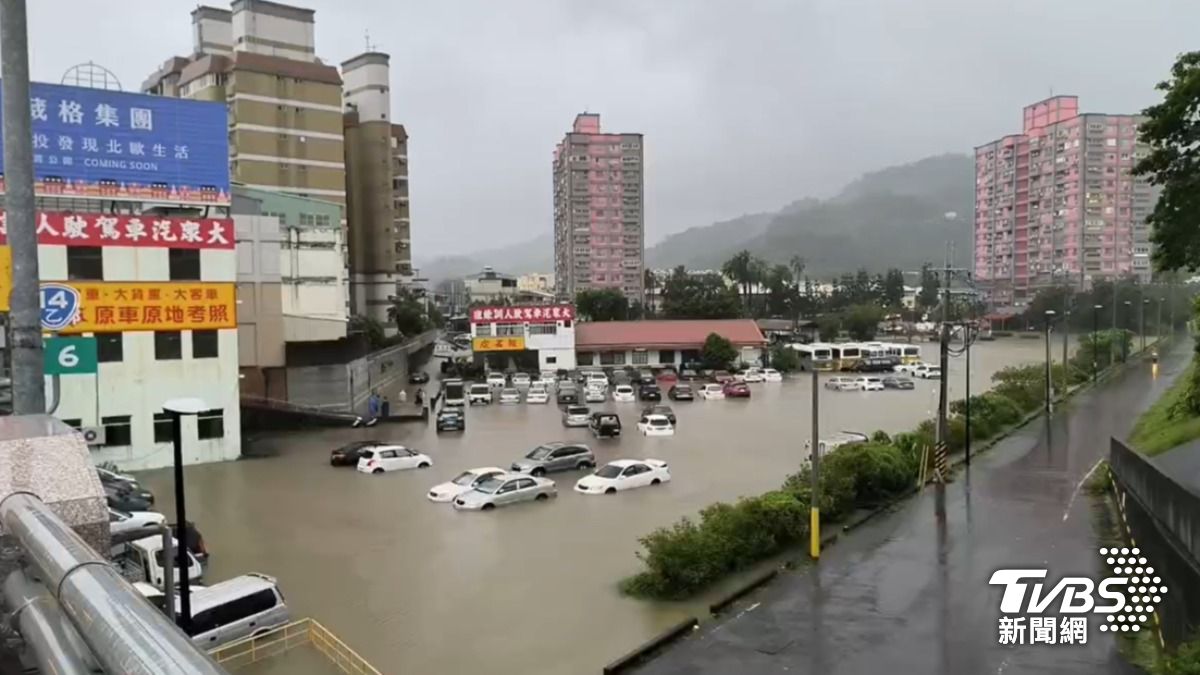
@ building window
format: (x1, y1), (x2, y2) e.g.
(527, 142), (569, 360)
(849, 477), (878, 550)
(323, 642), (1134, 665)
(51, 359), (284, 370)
(155, 331), (182, 360)
(314, 214), (331, 227)
(474, 324), (492, 337)
(577, 352), (594, 366)
(192, 330), (219, 358)
(599, 351), (626, 366)
(632, 350), (649, 365)
(266, 211), (288, 225)
(545, 356), (557, 365)
(169, 249), (201, 281)
(299, 213), (316, 226)
(197, 409), (224, 440)
(66, 247), (103, 280)
(153, 412), (174, 444)
(101, 415), (132, 447)
(528, 323), (557, 336)
(496, 324), (523, 337)
(96, 333), (123, 363)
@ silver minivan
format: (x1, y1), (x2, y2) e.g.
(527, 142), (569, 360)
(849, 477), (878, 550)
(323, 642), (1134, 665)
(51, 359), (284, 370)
(185, 573), (289, 649)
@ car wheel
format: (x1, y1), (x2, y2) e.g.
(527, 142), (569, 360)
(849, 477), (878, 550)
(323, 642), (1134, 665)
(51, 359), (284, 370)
(535, 493), (549, 501)
(531, 468), (547, 477)
(418, 462), (431, 469)
(651, 478), (661, 485)
(578, 461), (594, 470)
(372, 468), (384, 474)
(605, 487), (617, 495)
(482, 503), (495, 511)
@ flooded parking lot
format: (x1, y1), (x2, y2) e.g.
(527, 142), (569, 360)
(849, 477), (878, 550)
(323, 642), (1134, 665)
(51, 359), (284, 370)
(136, 338), (1065, 674)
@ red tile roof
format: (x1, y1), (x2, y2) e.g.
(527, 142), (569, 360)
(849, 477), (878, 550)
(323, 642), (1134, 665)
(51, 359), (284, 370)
(574, 320), (767, 351)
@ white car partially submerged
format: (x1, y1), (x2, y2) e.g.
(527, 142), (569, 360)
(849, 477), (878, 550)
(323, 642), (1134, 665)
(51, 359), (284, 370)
(427, 467), (507, 502)
(526, 386), (550, 404)
(762, 368), (783, 382)
(511, 373), (532, 388)
(357, 446), (433, 474)
(739, 368), (765, 383)
(585, 387), (607, 403)
(486, 372), (507, 387)
(856, 376), (885, 391)
(637, 414), (675, 436)
(498, 388), (521, 404)
(575, 459), (671, 495)
(698, 383), (725, 400)
(612, 385), (636, 402)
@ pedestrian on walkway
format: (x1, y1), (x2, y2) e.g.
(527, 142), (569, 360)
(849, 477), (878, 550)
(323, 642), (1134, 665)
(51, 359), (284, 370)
(397, 389), (408, 404)
(381, 395), (391, 418)
(367, 391), (381, 423)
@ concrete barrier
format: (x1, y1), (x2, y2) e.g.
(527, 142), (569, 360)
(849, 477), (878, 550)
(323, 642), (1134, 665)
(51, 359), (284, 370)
(1109, 438), (1200, 566)
(708, 569), (778, 615)
(602, 616), (698, 674)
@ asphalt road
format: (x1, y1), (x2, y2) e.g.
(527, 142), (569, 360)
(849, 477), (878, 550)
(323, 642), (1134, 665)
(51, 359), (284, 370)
(636, 339), (1191, 675)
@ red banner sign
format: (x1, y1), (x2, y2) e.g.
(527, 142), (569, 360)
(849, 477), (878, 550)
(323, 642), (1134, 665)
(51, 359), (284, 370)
(470, 304), (575, 324)
(0, 212), (233, 249)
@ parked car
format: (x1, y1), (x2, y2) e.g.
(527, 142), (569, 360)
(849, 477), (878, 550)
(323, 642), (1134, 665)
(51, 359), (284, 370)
(511, 442), (595, 476)
(575, 459), (671, 495)
(98, 469), (155, 505)
(330, 440), (386, 466)
(427, 467), (507, 502)
(526, 386), (550, 404)
(562, 405), (591, 428)
(657, 368), (678, 383)
(585, 371), (610, 388)
(668, 384), (695, 401)
(589, 413), (622, 439)
(914, 364), (942, 379)
(761, 368), (783, 382)
(738, 368), (765, 383)
(713, 370), (734, 384)
(637, 370), (656, 385)
(109, 508), (166, 556)
(612, 384), (636, 402)
(585, 387), (607, 403)
(637, 383), (662, 401)
(882, 376), (915, 390)
(408, 371), (430, 384)
(895, 362), (934, 375)
(698, 383), (726, 400)
(436, 406), (466, 432)
(511, 373), (532, 388)
(118, 535), (203, 590)
(679, 369), (699, 381)
(486, 372), (507, 387)
(106, 485), (153, 512)
(468, 383), (493, 405)
(498, 388), (521, 404)
(556, 383), (579, 405)
(825, 376), (862, 391)
(637, 414), (675, 437)
(856, 376), (885, 391)
(722, 381), (752, 398)
(641, 404), (676, 425)
(453, 474), (557, 511)
(356, 446), (432, 474)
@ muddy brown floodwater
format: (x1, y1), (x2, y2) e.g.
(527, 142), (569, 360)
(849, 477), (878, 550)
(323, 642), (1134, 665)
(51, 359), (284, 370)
(135, 338), (1071, 674)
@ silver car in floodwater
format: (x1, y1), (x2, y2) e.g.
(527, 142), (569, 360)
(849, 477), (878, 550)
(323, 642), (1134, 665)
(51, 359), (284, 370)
(510, 442), (595, 476)
(452, 474), (557, 511)
(561, 405), (591, 428)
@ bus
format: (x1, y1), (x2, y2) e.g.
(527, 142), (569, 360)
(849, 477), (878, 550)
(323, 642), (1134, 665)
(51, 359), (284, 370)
(790, 343), (834, 371)
(830, 343), (863, 371)
(441, 378), (466, 407)
(882, 343), (922, 364)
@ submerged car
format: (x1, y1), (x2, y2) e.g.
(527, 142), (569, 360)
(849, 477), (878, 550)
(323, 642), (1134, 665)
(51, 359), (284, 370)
(453, 474), (557, 511)
(427, 467), (507, 502)
(612, 385), (636, 402)
(722, 381), (751, 398)
(641, 404), (676, 425)
(436, 406), (466, 432)
(498, 388), (521, 404)
(668, 384), (694, 401)
(511, 373), (532, 388)
(738, 368), (765, 383)
(526, 386), (550, 404)
(330, 440), (385, 466)
(698, 383), (725, 400)
(556, 384), (579, 405)
(486, 372), (507, 387)
(356, 446), (432, 474)
(562, 405), (591, 428)
(882, 376), (915, 390)
(637, 414), (675, 437)
(575, 459), (670, 495)
(510, 442), (596, 476)
(590, 413), (622, 439)
(761, 368), (783, 382)
(585, 387), (607, 403)
(637, 384), (662, 401)
(468, 383), (493, 405)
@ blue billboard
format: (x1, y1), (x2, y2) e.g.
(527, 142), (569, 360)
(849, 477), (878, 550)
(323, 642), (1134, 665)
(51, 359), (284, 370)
(0, 81), (229, 204)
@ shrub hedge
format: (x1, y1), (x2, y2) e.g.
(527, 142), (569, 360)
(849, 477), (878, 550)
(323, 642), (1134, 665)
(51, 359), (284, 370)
(620, 336), (1143, 600)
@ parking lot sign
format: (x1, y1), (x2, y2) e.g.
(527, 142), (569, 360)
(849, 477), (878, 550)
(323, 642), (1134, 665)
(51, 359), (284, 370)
(44, 337), (97, 375)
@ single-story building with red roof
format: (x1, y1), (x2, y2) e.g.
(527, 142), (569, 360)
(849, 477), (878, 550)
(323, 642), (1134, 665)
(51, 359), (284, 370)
(574, 319), (768, 369)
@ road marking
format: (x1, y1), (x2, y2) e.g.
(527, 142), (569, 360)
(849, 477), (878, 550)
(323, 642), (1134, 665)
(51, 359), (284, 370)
(1062, 459), (1105, 521)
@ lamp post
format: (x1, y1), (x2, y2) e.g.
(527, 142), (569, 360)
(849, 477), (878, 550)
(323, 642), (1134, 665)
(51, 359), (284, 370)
(1044, 310), (1055, 413)
(1122, 300), (1132, 362)
(1142, 297), (1149, 354)
(810, 368), (820, 560)
(162, 397), (209, 634)
(1092, 304), (1102, 384)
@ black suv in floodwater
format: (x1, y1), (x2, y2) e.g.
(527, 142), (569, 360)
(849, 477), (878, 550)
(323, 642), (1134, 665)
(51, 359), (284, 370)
(436, 405), (466, 432)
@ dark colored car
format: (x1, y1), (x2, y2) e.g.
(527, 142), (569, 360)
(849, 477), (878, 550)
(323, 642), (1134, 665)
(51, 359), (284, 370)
(637, 384), (662, 401)
(852, 357), (901, 373)
(330, 440), (385, 466)
(882, 376), (915, 390)
(713, 370), (734, 384)
(668, 384), (695, 401)
(642, 404), (676, 425)
(556, 383), (579, 405)
(679, 369), (698, 381)
(409, 371), (430, 384)
(436, 406), (466, 432)
(98, 470), (155, 505)
(722, 381), (751, 398)
(637, 370), (656, 385)
(589, 413), (622, 438)
(171, 521), (210, 565)
(105, 485), (152, 512)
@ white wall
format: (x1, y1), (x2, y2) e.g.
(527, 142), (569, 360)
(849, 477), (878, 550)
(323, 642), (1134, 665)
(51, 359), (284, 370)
(193, 15), (233, 55)
(232, 8), (315, 61)
(280, 225), (350, 337)
(342, 60), (391, 122)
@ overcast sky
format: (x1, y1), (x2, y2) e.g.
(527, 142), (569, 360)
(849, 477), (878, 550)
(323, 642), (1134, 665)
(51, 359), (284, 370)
(22, 0), (1200, 258)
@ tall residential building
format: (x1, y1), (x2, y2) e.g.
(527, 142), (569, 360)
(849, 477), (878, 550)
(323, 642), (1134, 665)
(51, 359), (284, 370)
(342, 52), (412, 325)
(553, 113), (644, 300)
(142, 1), (347, 204)
(974, 96), (1154, 310)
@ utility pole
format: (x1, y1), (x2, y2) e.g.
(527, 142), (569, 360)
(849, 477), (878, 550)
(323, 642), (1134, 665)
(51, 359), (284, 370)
(0, 0), (45, 414)
(1044, 310), (1055, 413)
(933, 244), (968, 489)
(809, 368), (820, 560)
(1110, 280), (1118, 365)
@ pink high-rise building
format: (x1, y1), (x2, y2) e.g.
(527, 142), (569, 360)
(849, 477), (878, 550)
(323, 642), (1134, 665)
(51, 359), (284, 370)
(974, 96), (1154, 310)
(553, 113), (645, 300)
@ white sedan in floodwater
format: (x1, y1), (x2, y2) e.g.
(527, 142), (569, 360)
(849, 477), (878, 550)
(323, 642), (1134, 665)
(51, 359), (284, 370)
(637, 414), (675, 437)
(612, 385), (636, 402)
(427, 467), (507, 502)
(574, 459), (671, 495)
(762, 368), (783, 382)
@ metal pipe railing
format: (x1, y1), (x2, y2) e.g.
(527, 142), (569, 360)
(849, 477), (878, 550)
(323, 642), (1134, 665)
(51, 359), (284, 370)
(3, 569), (97, 674)
(0, 492), (226, 674)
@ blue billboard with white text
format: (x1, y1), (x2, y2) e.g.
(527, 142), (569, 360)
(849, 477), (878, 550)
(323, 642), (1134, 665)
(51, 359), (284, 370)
(0, 81), (229, 204)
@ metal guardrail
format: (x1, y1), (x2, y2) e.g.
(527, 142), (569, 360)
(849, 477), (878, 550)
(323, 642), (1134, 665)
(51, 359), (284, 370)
(209, 618), (381, 674)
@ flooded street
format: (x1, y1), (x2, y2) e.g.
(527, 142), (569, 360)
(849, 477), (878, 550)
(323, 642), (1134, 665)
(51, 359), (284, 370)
(136, 338), (1070, 674)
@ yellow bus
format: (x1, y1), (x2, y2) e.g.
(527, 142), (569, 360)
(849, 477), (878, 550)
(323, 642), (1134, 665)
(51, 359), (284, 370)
(830, 343), (863, 371)
(883, 343), (922, 364)
(791, 343), (835, 371)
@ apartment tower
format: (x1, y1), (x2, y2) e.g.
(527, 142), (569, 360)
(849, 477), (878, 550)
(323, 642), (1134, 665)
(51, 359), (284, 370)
(553, 113), (644, 300)
(342, 52), (412, 324)
(974, 96), (1154, 310)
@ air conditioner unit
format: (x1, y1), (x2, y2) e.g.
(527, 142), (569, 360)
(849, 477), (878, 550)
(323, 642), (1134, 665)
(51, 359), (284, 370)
(80, 427), (105, 446)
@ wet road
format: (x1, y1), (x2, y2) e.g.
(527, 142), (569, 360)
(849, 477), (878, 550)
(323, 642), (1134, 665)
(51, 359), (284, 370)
(135, 339), (1070, 674)
(637, 338), (1187, 675)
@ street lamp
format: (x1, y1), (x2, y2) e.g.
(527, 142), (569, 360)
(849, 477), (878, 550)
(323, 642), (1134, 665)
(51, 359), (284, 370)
(162, 396), (209, 634)
(1142, 297), (1149, 353)
(1092, 304), (1103, 384)
(1122, 300), (1132, 362)
(1044, 310), (1055, 413)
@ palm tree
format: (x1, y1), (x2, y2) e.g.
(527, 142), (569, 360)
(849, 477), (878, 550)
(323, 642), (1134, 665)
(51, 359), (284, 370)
(722, 250), (755, 309)
(643, 268), (658, 317)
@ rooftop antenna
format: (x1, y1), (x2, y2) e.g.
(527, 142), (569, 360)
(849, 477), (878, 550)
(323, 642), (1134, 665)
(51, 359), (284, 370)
(364, 30), (377, 52)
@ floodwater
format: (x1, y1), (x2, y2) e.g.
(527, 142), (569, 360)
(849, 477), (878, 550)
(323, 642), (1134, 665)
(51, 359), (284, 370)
(135, 337), (1074, 675)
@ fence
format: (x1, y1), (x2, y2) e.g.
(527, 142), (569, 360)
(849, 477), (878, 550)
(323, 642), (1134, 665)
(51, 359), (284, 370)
(209, 618), (381, 674)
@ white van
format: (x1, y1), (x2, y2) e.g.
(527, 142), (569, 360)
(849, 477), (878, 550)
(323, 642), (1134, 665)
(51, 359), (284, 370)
(186, 573), (290, 649)
(121, 535), (202, 589)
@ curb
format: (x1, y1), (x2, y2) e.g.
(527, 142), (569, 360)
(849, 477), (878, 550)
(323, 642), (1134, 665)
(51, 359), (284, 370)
(708, 569), (778, 615)
(601, 616), (699, 675)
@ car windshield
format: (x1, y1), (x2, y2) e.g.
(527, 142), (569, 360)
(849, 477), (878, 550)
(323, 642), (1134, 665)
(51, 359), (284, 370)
(452, 471), (479, 486)
(567, 406), (588, 415)
(596, 465), (623, 479)
(528, 446), (554, 460)
(473, 478), (505, 494)
(617, 386), (632, 392)
(676, 385), (691, 391)
(470, 385), (489, 393)
(650, 419), (669, 427)
(502, 388), (518, 396)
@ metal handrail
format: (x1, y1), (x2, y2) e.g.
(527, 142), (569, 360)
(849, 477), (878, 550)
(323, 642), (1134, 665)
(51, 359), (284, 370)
(209, 618), (381, 674)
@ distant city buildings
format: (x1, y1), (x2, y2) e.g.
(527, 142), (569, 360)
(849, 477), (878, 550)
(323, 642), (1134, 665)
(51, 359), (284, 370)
(464, 267), (553, 305)
(974, 96), (1155, 311)
(517, 273), (555, 294)
(553, 113), (644, 301)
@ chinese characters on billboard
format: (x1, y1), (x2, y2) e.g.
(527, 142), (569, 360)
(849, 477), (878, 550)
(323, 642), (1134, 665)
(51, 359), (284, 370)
(0, 82), (230, 204)
(51, 282), (237, 334)
(0, 212), (233, 249)
(470, 304), (575, 324)
(473, 337), (526, 352)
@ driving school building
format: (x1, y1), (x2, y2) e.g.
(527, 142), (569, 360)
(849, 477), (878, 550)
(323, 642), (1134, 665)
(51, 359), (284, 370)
(1, 212), (241, 470)
(468, 303), (577, 371)
(574, 319), (768, 368)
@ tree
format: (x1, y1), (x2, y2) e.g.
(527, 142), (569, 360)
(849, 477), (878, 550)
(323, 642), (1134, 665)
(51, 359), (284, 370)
(918, 263), (940, 311)
(764, 264), (795, 318)
(882, 268), (906, 308)
(575, 288), (630, 321)
(349, 314), (388, 349)
(662, 270), (743, 319)
(644, 269), (659, 317)
(842, 304), (884, 341)
(721, 250), (766, 310)
(769, 344), (801, 372)
(817, 315), (841, 342)
(701, 333), (738, 370)
(1134, 51), (1200, 272)
(388, 289), (429, 337)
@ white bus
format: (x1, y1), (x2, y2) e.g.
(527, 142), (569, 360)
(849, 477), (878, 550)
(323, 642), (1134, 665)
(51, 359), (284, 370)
(882, 343), (922, 364)
(830, 343), (863, 371)
(790, 343), (835, 371)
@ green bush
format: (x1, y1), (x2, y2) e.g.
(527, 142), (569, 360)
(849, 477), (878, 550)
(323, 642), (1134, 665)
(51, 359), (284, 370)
(770, 344), (801, 372)
(1161, 634), (1200, 675)
(871, 430), (891, 444)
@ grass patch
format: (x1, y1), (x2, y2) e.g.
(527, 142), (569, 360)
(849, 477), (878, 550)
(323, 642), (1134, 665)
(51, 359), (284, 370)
(1130, 360), (1200, 456)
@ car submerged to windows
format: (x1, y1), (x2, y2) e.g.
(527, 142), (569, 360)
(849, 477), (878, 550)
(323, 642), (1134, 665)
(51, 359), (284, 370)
(526, 386), (550, 404)
(882, 376), (915, 390)
(668, 383), (694, 401)
(453, 474), (557, 511)
(637, 414), (675, 436)
(427, 467), (507, 502)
